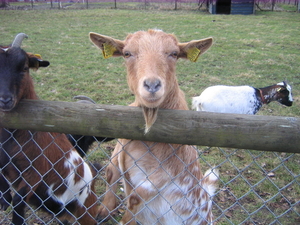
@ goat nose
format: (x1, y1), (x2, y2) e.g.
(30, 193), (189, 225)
(0, 96), (13, 106)
(144, 79), (161, 94)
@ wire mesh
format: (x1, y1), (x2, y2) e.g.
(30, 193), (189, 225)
(3, 0), (299, 11)
(0, 131), (299, 224)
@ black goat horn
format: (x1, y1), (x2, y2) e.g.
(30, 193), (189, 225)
(11, 33), (28, 48)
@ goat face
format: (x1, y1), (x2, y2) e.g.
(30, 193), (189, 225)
(0, 47), (49, 111)
(90, 30), (212, 109)
(122, 30), (180, 109)
(90, 29), (213, 131)
(275, 82), (293, 107)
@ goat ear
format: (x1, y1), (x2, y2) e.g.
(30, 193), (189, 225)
(89, 32), (124, 58)
(28, 53), (50, 69)
(178, 37), (213, 62)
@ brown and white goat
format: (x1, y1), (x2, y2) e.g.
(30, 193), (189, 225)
(90, 29), (218, 225)
(0, 33), (98, 224)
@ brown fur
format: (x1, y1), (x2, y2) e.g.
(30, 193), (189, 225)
(90, 29), (217, 224)
(0, 46), (98, 224)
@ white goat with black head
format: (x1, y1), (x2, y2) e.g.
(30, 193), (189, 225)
(192, 81), (293, 114)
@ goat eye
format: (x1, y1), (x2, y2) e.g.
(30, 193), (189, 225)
(169, 51), (178, 59)
(124, 51), (132, 58)
(280, 89), (287, 94)
(23, 67), (29, 72)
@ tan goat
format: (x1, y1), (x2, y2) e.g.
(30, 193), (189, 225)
(90, 29), (218, 225)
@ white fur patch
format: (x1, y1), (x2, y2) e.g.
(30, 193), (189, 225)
(49, 151), (93, 206)
(0, 48), (9, 52)
(192, 85), (260, 114)
(286, 84), (293, 102)
(139, 180), (154, 191)
(203, 169), (219, 197)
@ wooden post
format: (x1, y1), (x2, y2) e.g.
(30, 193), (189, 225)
(0, 100), (299, 153)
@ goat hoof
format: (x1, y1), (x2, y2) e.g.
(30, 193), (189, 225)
(97, 206), (118, 222)
(96, 213), (112, 223)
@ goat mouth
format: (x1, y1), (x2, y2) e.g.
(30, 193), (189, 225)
(0, 99), (16, 112)
(146, 97), (161, 103)
(142, 97), (163, 109)
(286, 101), (293, 107)
(143, 93), (163, 103)
(0, 105), (15, 112)
(0, 107), (14, 112)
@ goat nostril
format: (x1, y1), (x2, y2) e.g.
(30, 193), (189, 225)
(144, 80), (161, 93)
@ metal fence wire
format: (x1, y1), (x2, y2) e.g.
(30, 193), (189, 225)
(0, 131), (299, 224)
(3, 0), (299, 11)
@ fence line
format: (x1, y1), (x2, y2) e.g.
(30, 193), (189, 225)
(0, 136), (299, 224)
(2, 0), (299, 10)
(0, 100), (299, 153)
(0, 100), (299, 224)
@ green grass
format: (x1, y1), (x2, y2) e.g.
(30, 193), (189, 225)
(0, 7), (299, 225)
(1, 8), (299, 116)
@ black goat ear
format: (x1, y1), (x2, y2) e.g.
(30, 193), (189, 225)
(37, 59), (50, 68)
(28, 53), (50, 69)
(29, 57), (50, 69)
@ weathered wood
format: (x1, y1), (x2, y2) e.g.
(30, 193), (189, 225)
(0, 99), (299, 153)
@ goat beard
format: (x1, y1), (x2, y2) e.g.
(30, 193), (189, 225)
(142, 107), (158, 134)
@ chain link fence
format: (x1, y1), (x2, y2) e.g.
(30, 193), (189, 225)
(0, 129), (299, 224)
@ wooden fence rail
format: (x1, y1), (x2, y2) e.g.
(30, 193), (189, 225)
(0, 99), (299, 153)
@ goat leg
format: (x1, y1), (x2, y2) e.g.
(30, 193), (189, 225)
(120, 186), (146, 225)
(0, 174), (12, 211)
(98, 143), (122, 219)
(12, 186), (28, 225)
(76, 190), (98, 225)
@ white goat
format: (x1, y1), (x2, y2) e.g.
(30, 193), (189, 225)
(192, 81), (293, 114)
